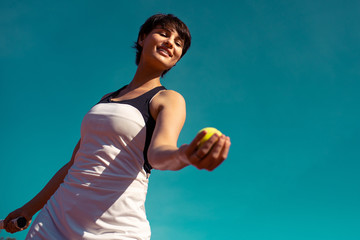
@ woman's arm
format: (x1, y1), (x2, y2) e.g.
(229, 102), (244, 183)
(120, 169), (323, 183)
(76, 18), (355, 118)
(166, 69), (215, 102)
(4, 139), (81, 233)
(148, 90), (231, 171)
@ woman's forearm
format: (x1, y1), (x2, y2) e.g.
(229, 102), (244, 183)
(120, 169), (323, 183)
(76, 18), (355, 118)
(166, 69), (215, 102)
(148, 145), (189, 171)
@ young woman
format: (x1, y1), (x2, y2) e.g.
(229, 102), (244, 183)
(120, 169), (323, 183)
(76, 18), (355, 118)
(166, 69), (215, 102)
(4, 13), (231, 239)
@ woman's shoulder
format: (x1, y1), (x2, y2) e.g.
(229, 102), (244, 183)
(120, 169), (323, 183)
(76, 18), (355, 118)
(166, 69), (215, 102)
(150, 89), (186, 119)
(153, 89), (185, 105)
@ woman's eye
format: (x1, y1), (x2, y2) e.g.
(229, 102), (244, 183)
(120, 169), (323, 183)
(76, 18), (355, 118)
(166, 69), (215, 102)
(160, 33), (167, 37)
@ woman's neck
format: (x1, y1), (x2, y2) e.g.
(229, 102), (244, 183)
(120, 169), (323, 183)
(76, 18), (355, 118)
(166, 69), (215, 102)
(129, 63), (163, 90)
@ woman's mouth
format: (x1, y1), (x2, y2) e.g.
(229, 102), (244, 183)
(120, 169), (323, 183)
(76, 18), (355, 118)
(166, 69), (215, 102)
(157, 46), (172, 57)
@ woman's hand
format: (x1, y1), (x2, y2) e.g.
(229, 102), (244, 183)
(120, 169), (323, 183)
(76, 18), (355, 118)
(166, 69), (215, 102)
(3, 207), (32, 233)
(179, 130), (231, 171)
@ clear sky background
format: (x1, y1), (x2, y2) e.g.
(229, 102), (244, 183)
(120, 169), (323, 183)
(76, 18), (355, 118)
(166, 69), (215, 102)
(1, 0), (359, 239)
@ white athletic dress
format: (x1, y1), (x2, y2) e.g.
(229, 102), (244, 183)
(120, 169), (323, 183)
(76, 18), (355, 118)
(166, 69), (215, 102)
(26, 86), (166, 240)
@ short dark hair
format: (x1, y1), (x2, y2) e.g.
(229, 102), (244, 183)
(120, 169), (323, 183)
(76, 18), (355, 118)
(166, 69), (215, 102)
(134, 13), (192, 77)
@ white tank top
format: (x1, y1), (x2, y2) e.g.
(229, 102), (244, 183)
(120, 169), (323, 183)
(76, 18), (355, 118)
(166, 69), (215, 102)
(26, 86), (166, 240)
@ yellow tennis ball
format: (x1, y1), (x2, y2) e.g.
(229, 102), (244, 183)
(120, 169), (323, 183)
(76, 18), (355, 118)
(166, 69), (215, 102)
(198, 127), (222, 147)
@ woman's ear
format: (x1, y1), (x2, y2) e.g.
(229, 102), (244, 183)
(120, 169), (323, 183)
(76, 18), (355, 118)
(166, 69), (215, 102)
(138, 34), (146, 47)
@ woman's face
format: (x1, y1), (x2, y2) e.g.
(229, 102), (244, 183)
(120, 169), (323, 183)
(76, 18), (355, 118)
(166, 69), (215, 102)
(139, 26), (184, 72)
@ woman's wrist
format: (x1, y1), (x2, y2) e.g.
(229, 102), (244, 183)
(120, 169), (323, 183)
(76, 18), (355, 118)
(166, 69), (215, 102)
(177, 144), (191, 167)
(20, 204), (35, 219)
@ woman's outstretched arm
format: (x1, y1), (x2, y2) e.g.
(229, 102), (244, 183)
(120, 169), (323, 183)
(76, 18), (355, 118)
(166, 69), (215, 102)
(148, 90), (231, 171)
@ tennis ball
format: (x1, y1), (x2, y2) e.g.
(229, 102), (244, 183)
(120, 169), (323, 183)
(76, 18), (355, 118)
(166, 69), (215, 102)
(198, 127), (222, 147)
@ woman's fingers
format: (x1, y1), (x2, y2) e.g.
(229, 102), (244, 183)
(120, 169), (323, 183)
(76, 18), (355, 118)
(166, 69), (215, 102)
(190, 134), (231, 171)
(207, 136), (231, 171)
(4, 215), (20, 233)
(198, 135), (226, 170)
(3, 209), (31, 233)
(221, 136), (231, 160)
(181, 130), (231, 171)
(189, 134), (220, 164)
(185, 130), (207, 157)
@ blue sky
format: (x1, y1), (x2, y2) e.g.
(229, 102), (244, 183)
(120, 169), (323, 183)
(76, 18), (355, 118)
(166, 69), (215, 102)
(1, 0), (359, 239)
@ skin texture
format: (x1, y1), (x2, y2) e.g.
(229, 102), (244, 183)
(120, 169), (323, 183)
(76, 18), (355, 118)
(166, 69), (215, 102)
(3, 25), (231, 234)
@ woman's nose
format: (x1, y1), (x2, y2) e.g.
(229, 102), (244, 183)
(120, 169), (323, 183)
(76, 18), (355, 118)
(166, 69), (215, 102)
(163, 40), (173, 48)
